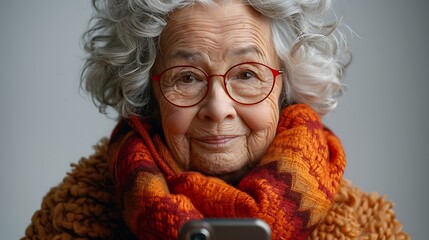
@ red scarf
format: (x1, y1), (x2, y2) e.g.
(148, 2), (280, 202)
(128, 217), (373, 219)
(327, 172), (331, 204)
(108, 104), (346, 239)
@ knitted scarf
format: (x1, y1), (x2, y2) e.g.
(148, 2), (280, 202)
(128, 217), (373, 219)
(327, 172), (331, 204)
(108, 104), (346, 240)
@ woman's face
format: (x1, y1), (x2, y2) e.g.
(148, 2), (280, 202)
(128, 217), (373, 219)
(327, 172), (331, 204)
(153, 0), (283, 180)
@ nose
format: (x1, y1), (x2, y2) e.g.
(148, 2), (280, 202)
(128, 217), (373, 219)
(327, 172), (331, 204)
(198, 77), (237, 122)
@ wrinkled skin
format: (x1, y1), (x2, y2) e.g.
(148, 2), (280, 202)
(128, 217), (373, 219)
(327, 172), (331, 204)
(152, 0), (283, 182)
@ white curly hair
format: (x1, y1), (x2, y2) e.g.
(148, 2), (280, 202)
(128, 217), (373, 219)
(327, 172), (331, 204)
(81, 0), (351, 118)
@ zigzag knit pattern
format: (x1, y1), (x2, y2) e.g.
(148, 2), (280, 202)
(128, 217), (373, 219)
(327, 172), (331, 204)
(107, 104), (346, 239)
(22, 139), (410, 239)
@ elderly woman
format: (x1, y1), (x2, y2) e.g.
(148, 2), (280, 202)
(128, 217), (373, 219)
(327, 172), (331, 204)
(85, 0), (345, 239)
(22, 0), (410, 240)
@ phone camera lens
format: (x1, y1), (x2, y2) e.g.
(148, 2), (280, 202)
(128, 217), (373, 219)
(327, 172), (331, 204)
(190, 232), (208, 240)
(190, 228), (215, 240)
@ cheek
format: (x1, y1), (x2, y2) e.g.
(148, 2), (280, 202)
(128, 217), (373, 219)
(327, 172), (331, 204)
(239, 101), (279, 133)
(161, 107), (195, 135)
(238, 83), (282, 132)
(237, 84), (282, 164)
(154, 84), (195, 135)
(157, 98), (198, 169)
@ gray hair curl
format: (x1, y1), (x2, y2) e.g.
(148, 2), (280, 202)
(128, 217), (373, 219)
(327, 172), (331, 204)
(81, 0), (350, 118)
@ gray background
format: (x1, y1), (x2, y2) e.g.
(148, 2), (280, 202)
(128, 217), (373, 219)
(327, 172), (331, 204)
(1, 1), (427, 239)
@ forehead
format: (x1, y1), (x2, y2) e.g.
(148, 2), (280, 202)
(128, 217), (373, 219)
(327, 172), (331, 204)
(158, 1), (274, 64)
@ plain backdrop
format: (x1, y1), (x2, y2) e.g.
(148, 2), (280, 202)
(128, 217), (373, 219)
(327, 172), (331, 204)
(1, 1), (427, 239)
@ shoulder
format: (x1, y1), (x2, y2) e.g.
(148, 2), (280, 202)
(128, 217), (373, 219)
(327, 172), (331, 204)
(22, 138), (136, 239)
(309, 179), (410, 240)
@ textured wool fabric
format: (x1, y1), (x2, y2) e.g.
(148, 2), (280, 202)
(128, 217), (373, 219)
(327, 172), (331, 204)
(107, 104), (346, 239)
(22, 139), (410, 240)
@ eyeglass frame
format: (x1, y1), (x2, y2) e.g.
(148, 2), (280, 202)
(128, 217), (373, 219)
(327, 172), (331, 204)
(151, 61), (284, 108)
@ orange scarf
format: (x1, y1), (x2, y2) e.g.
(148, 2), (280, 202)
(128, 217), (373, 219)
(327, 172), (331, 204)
(108, 104), (346, 239)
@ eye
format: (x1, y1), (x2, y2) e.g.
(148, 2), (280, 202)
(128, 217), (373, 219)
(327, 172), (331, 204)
(237, 70), (256, 80)
(179, 75), (196, 83)
(179, 74), (197, 83)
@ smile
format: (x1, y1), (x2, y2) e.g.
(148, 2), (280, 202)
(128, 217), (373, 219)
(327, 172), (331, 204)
(193, 135), (239, 146)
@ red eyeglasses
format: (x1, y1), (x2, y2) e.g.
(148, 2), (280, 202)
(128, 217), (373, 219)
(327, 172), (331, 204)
(151, 62), (283, 107)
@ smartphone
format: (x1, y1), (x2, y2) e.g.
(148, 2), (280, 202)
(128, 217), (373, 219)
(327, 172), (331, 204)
(178, 218), (271, 240)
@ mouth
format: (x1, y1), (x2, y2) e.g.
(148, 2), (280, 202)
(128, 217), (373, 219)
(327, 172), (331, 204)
(193, 135), (239, 147)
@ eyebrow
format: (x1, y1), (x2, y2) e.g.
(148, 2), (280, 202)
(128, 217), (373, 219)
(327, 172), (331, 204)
(169, 50), (203, 62)
(168, 45), (265, 63)
(230, 45), (265, 58)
